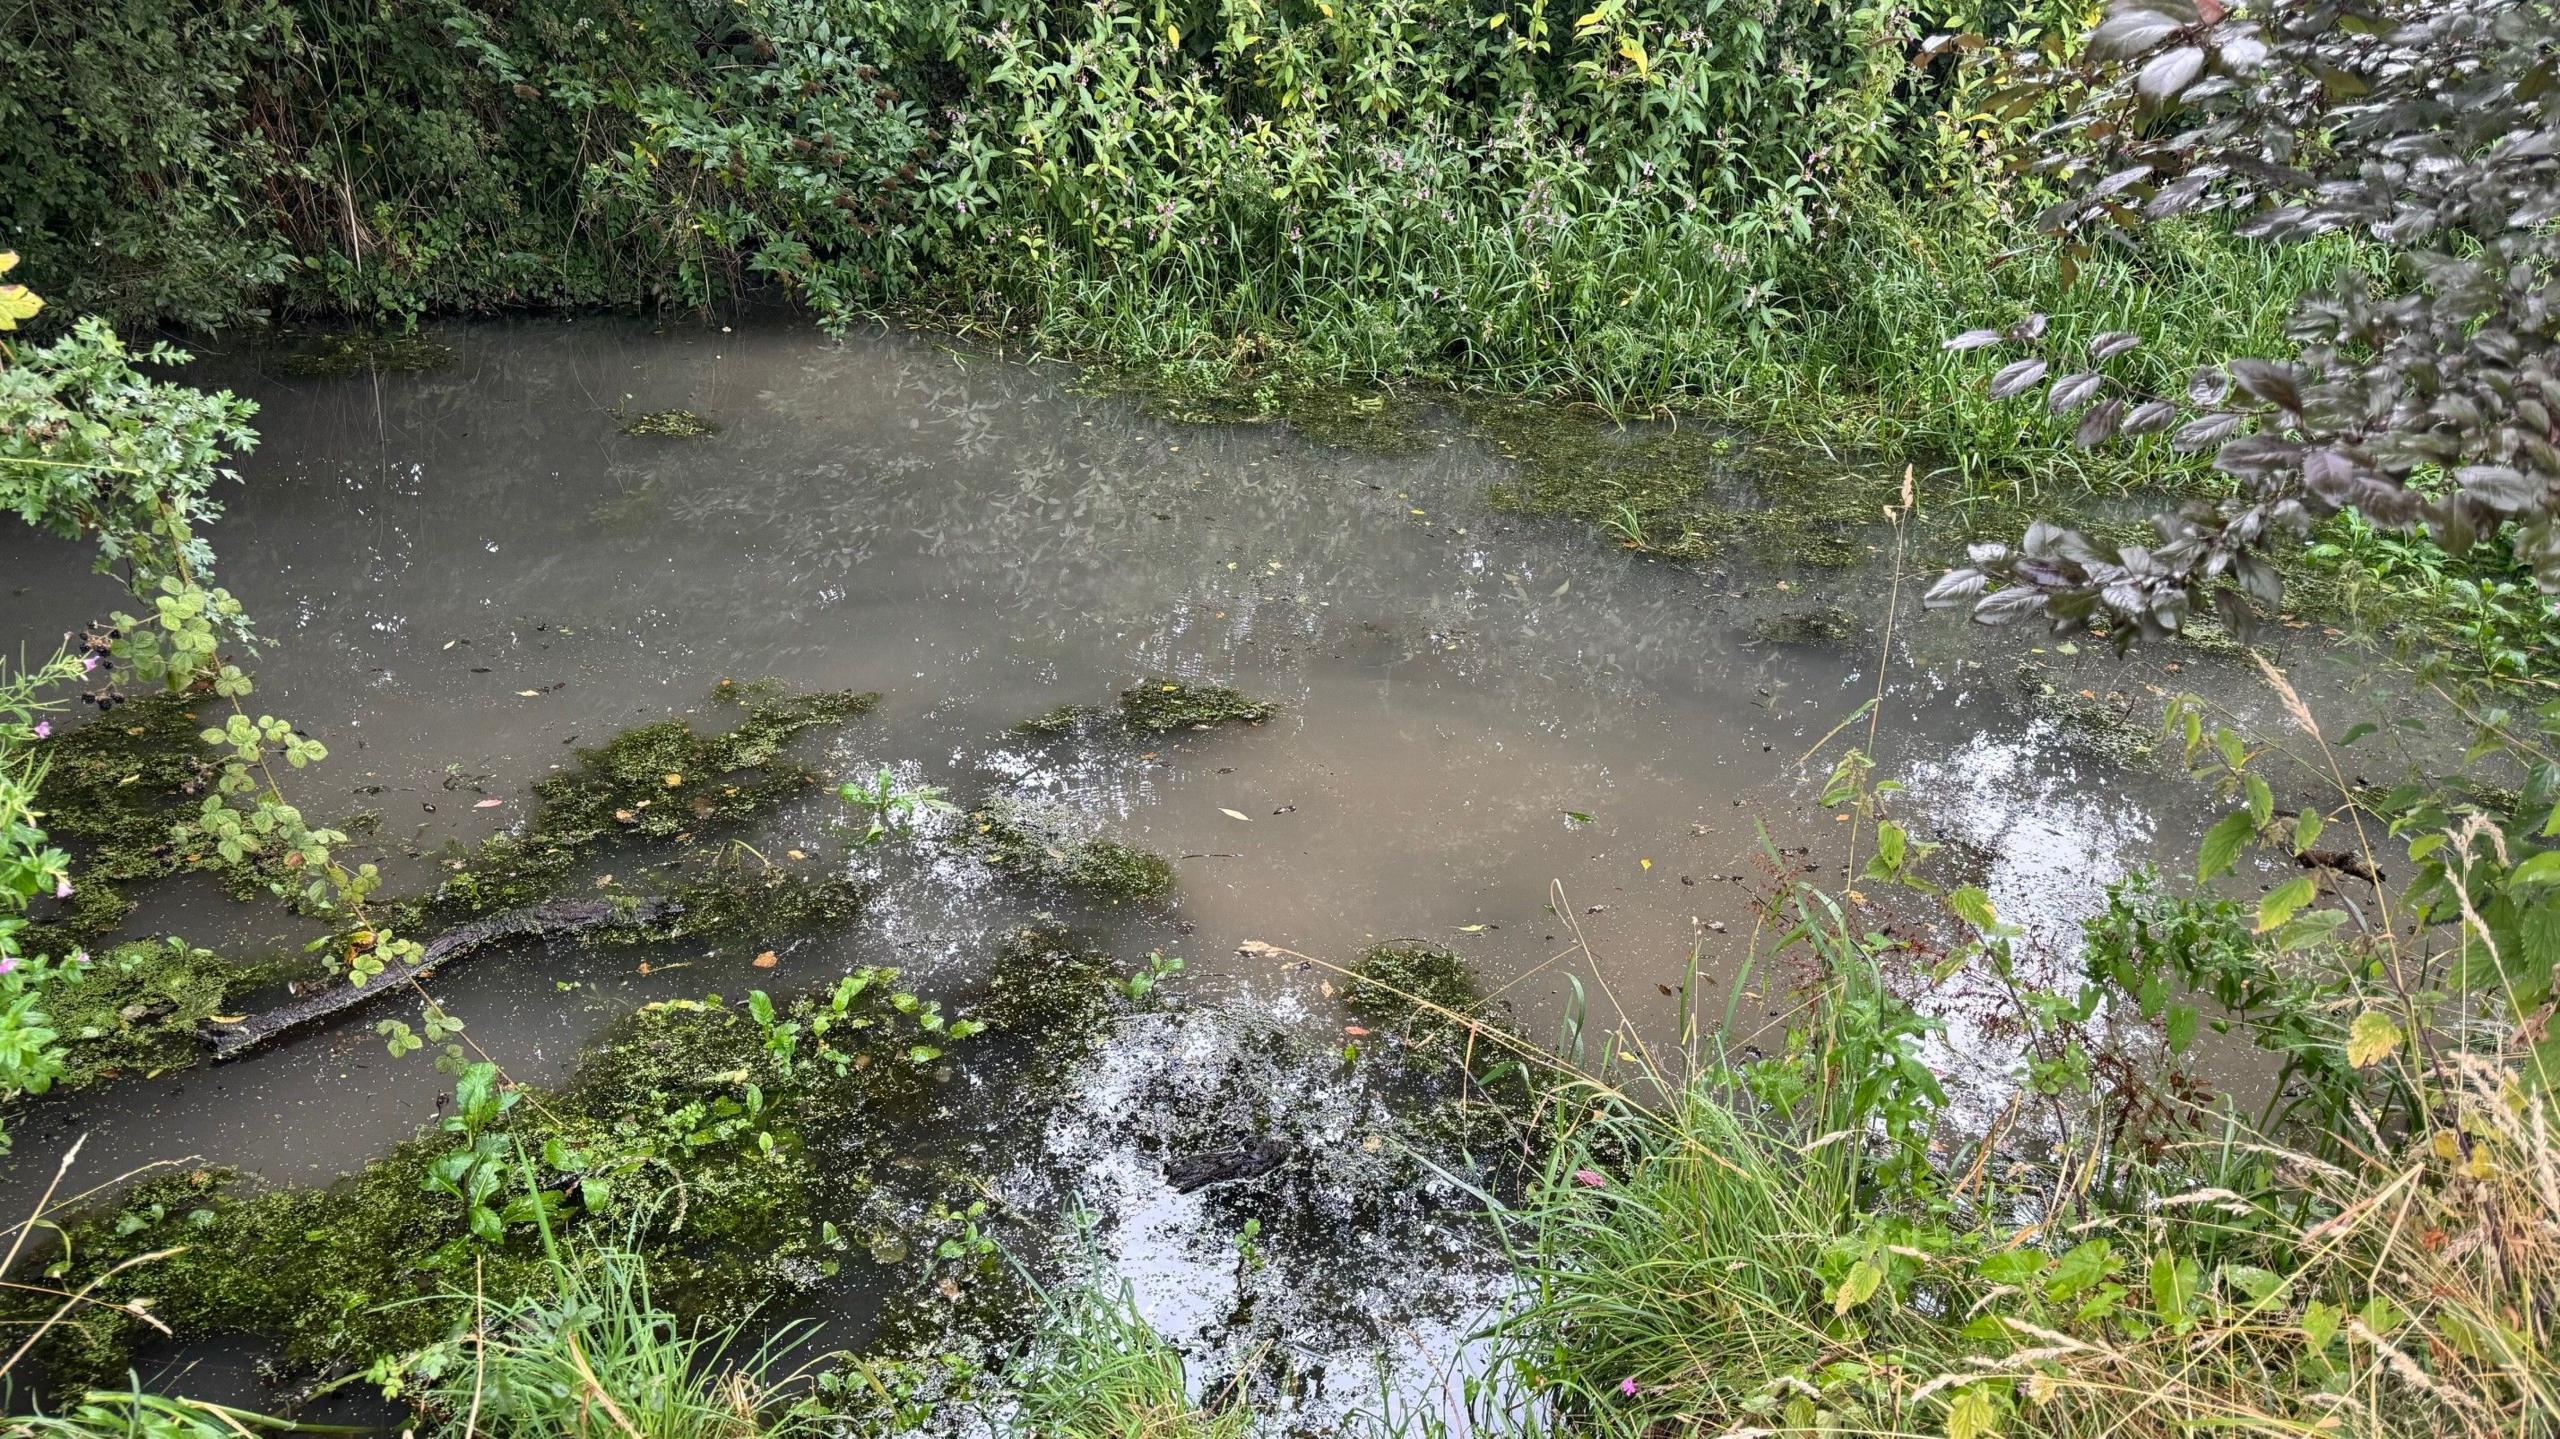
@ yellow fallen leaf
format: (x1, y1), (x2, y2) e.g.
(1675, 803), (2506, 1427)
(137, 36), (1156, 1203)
(1640, 857), (1653, 871)
(663, 773), (684, 787)
(787, 849), (807, 861)
(752, 951), (779, 969)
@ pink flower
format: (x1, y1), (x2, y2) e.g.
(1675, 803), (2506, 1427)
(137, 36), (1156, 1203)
(0, 956), (16, 976)
(54, 877), (72, 899)
(1573, 1168), (1607, 1188)
(1619, 1378), (1640, 1397)
(69, 949), (88, 966)
(30, 721), (48, 740)
(80, 654), (98, 673)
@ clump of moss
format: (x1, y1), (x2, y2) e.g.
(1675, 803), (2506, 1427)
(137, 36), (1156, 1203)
(42, 939), (318, 1089)
(1748, 605), (1862, 646)
(1013, 681), (1276, 739)
(21, 692), (211, 953)
(266, 331), (456, 379)
(1471, 401), (1892, 570)
(653, 860), (868, 941)
(428, 686), (876, 919)
(975, 926), (1130, 1075)
(622, 408), (718, 438)
(1011, 704), (1103, 737)
(22, 967), (965, 1387)
(960, 800), (1175, 905)
(1350, 942), (1486, 1042)
(1118, 680), (1276, 733)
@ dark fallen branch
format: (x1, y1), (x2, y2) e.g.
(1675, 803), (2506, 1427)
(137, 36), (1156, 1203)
(203, 896), (678, 1062)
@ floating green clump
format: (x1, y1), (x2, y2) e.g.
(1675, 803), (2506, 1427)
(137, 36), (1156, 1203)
(430, 685), (876, 918)
(1012, 704), (1102, 737)
(23, 967), (965, 1387)
(1117, 680), (1276, 733)
(962, 799), (1175, 904)
(266, 331), (456, 378)
(41, 940), (313, 1088)
(652, 858), (867, 940)
(21, 692), (210, 952)
(975, 926), (1130, 1079)
(1748, 605), (1862, 646)
(1350, 941), (1485, 1042)
(622, 408), (718, 438)
(1014, 681), (1276, 738)
(1472, 401), (1891, 570)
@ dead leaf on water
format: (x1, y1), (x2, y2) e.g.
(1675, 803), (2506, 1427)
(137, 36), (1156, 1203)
(752, 951), (779, 968)
(1219, 808), (1253, 823)
(515, 690), (544, 698)
(474, 798), (504, 809)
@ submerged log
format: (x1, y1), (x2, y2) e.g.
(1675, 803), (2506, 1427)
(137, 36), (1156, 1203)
(1165, 1138), (1295, 1193)
(203, 896), (678, 1062)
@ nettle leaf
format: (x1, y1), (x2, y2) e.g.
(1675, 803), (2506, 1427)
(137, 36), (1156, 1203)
(2254, 874), (2316, 933)
(2346, 1010), (2404, 1069)
(2198, 809), (2256, 881)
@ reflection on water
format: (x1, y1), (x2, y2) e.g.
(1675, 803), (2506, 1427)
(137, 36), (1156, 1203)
(0, 317), (2371, 1413)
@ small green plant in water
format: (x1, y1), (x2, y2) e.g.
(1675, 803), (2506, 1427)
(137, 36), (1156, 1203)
(1123, 949), (1184, 1002)
(838, 767), (958, 844)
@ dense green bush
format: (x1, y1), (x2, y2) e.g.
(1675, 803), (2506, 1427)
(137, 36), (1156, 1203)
(6, 1), (2070, 345)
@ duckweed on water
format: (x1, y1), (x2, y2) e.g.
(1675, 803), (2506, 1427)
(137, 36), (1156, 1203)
(41, 939), (317, 1089)
(21, 692), (209, 952)
(1472, 402), (1894, 571)
(264, 332), (457, 379)
(1118, 680), (1276, 733)
(431, 685), (876, 916)
(960, 799), (1175, 905)
(1350, 942), (1486, 1044)
(24, 967), (965, 1387)
(621, 409), (718, 438)
(1016, 680), (1276, 737)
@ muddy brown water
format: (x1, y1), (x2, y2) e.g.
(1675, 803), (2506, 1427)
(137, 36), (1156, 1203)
(0, 318), (2384, 1420)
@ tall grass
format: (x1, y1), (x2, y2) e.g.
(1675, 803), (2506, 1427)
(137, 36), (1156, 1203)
(406, 1240), (837, 1439)
(1008, 1281), (1247, 1439)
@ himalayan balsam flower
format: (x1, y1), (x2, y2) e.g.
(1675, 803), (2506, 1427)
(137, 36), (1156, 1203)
(31, 720), (48, 739)
(69, 949), (89, 966)
(0, 956), (16, 976)
(54, 876), (72, 899)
